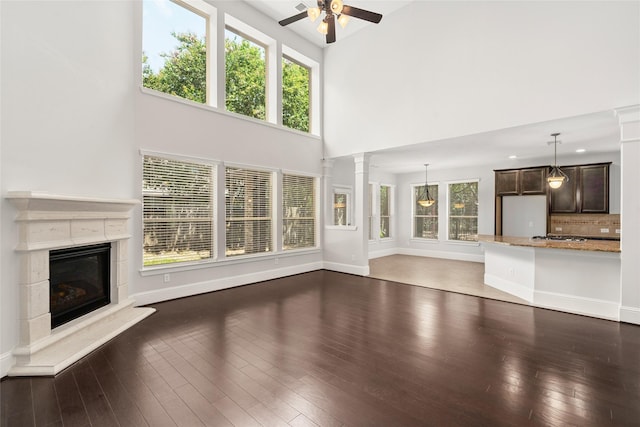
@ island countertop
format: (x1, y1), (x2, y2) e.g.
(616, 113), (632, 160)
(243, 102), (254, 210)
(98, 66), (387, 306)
(478, 234), (620, 253)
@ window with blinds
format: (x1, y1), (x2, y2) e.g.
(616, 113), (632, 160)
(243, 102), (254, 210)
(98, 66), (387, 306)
(142, 155), (214, 266)
(283, 174), (316, 250)
(225, 167), (273, 256)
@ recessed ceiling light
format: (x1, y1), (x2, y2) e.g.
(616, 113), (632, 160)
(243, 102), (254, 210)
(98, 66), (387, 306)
(508, 155), (517, 159)
(576, 148), (586, 153)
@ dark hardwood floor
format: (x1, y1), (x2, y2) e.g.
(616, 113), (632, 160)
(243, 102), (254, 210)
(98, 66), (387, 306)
(2, 270), (640, 426)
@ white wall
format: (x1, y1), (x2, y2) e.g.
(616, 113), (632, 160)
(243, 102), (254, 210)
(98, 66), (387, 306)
(324, 1), (640, 158)
(0, 0), (323, 375)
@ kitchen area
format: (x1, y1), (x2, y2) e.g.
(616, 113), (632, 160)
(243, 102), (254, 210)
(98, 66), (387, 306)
(479, 161), (622, 320)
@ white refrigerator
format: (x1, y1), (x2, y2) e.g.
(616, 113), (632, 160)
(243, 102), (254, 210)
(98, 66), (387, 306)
(502, 195), (547, 237)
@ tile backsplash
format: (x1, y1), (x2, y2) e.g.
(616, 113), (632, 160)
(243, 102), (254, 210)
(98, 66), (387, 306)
(549, 214), (620, 239)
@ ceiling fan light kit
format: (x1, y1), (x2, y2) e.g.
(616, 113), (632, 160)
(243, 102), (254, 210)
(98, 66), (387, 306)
(279, 0), (383, 44)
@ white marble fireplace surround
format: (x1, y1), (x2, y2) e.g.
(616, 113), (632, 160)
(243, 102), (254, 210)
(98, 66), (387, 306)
(6, 191), (155, 376)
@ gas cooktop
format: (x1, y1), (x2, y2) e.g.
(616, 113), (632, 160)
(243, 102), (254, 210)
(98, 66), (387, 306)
(531, 235), (587, 242)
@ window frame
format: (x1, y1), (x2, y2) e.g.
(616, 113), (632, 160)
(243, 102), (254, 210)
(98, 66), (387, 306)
(447, 179), (479, 243)
(332, 186), (352, 227)
(282, 172), (318, 251)
(224, 164), (275, 258)
(378, 184), (393, 240)
(141, 151), (217, 269)
(412, 182), (439, 240)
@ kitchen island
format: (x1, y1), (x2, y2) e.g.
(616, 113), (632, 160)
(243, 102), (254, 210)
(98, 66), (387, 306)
(478, 234), (621, 320)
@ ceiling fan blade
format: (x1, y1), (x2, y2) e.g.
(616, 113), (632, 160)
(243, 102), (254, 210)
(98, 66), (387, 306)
(279, 11), (307, 26)
(326, 15), (336, 43)
(341, 5), (383, 23)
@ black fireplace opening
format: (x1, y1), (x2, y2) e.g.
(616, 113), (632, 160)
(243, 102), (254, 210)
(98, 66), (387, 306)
(50, 243), (111, 328)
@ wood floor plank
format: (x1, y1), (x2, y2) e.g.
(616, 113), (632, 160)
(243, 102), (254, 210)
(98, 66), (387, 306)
(3, 269), (640, 426)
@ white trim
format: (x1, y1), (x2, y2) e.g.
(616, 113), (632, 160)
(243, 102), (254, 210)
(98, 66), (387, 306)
(534, 290), (620, 321)
(484, 273), (534, 302)
(1, 351), (14, 378)
(132, 262), (322, 306)
(620, 305), (640, 325)
(322, 261), (369, 276)
(399, 247), (485, 263)
(325, 225), (357, 231)
(368, 247), (398, 260)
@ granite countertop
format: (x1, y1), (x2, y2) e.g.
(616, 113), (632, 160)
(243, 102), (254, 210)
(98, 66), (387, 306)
(478, 235), (621, 253)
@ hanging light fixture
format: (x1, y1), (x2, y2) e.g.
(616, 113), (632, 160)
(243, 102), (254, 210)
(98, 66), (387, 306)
(547, 132), (568, 189)
(417, 164), (435, 207)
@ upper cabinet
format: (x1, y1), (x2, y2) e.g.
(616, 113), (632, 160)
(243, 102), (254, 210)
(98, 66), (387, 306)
(495, 167), (547, 196)
(549, 163), (610, 214)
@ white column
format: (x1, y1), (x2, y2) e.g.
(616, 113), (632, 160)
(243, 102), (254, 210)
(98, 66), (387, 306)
(616, 105), (640, 325)
(353, 153), (371, 271)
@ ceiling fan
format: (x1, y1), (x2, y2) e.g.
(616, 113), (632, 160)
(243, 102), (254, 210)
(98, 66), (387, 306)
(279, 0), (383, 44)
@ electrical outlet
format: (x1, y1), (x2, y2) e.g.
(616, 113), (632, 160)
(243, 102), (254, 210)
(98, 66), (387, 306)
(555, 227), (562, 232)
(163, 273), (170, 283)
(616, 229), (621, 234)
(275, 258), (279, 265)
(600, 228), (609, 233)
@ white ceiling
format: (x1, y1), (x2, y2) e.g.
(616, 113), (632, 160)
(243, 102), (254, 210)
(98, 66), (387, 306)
(367, 110), (622, 174)
(245, 1), (623, 175)
(247, 0), (412, 47)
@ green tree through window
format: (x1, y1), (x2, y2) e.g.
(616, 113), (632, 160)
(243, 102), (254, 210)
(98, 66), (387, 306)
(282, 57), (310, 132)
(225, 30), (266, 120)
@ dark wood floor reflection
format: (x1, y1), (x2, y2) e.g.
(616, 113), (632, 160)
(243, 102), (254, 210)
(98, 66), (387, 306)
(2, 271), (640, 426)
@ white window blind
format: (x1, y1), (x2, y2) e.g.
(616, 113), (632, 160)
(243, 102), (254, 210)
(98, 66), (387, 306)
(225, 167), (272, 256)
(283, 174), (316, 250)
(142, 155), (214, 266)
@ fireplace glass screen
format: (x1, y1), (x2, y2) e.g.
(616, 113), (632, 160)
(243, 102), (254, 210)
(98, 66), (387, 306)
(49, 243), (111, 328)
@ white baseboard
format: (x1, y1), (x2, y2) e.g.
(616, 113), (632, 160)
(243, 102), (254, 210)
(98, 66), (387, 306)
(368, 247), (398, 259)
(484, 273), (534, 302)
(398, 248), (485, 263)
(534, 290), (620, 321)
(620, 305), (640, 325)
(1, 350), (14, 378)
(131, 262), (323, 306)
(322, 261), (369, 276)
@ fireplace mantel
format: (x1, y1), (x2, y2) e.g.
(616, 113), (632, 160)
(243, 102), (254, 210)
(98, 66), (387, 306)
(6, 191), (155, 376)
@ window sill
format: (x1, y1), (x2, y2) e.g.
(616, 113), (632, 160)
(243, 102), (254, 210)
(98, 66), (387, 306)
(325, 225), (357, 231)
(139, 247), (321, 276)
(139, 86), (321, 139)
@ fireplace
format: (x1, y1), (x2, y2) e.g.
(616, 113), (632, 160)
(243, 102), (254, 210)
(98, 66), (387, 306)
(6, 191), (156, 376)
(50, 243), (111, 328)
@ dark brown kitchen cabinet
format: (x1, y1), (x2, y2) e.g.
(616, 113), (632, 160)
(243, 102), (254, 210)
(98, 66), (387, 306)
(580, 163), (609, 213)
(549, 163), (609, 214)
(520, 167), (547, 194)
(549, 166), (578, 213)
(495, 167), (547, 196)
(495, 170), (519, 195)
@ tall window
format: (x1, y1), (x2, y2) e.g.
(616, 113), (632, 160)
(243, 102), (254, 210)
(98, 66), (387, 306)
(379, 185), (391, 238)
(283, 174), (316, 250)
(282, 56), (310, 132)
(225, 28), (266, 120)
(333, 188), (351, 226)
(142, 0), (208, 104)
(448, 181), (478, 241)
(413, 184), (439, 239)
(368, 184), (374, 240)
(225, 167), (272, 256)
(142, 155), (214, 266)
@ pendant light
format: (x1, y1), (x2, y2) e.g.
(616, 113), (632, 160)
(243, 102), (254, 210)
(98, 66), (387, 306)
(547, 132), (568, 189)
(417, 164), (435, 207)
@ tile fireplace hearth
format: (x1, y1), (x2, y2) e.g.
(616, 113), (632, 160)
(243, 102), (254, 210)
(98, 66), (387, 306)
(6, 191), (155, 376)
